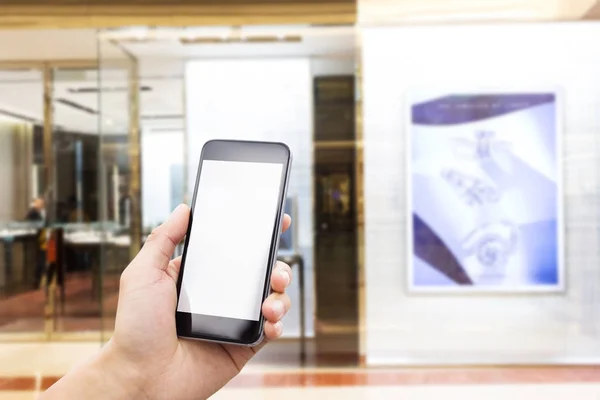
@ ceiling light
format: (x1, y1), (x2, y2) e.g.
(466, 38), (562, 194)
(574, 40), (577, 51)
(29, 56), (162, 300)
(241, 24), (308, 36)
(99, 26), (151, 41)
(184, 26), (231, 39)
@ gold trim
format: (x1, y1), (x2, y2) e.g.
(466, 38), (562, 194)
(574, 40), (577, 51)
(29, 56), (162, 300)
(0, 60), (98, 69)
(42, 64), (55, 340)
(354, 34), (367, 367)
(0, 4), (355, 29)
(127, 56), (143, 258)
(314, 140), (363, 150)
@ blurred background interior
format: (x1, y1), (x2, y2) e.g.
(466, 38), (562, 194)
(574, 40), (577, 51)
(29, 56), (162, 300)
(2, 0), (600, 399)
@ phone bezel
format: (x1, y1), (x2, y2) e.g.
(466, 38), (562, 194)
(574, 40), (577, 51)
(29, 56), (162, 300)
(175, 139), (292, 346)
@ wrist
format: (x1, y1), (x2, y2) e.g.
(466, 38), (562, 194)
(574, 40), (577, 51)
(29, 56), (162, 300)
(41, 340), (147, 400)
(97, 339), (148, 399)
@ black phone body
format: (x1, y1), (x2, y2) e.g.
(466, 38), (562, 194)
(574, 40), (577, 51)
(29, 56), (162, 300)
(175, 139), (292, 346)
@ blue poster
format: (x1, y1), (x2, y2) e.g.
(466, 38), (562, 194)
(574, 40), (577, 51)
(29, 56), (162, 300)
(409, 91), (563, 292)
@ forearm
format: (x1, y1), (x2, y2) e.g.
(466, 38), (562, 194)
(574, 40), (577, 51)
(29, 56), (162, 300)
(40, 344), (145, 400)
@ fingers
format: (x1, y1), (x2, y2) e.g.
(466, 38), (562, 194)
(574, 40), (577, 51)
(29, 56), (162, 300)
(281, 213), (291, 234)
(262, 293), (290, 341)
(135, 204), (190, 271)
(260, 262), (292, 341)
(262, 292), (291, 323)
(271, 261), (292, 293)
(264, 321), (283, 340)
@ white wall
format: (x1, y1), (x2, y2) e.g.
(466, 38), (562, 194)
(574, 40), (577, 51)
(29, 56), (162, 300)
(141, 129), (184, 228)
(310, 57), (355, 77)
(363, 23), (600, 365)
(185, 59), (314, 337)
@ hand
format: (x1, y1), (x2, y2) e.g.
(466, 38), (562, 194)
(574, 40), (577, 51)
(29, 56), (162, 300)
(42, 204), (292, 400)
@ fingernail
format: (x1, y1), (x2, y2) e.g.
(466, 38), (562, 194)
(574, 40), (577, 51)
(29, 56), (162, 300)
(279, 269), (290, 286)
(271, 300), (285, 318)
(274, 321), (283, 336)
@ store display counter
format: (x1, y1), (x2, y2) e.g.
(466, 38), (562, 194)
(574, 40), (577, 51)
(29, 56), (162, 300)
(0, 227), (38, 292)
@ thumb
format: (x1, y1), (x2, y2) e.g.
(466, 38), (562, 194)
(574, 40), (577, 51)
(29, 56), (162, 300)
(133, 204), (190, 272)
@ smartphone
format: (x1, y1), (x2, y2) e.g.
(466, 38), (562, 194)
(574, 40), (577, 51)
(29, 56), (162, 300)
(175, 139), (292, 346)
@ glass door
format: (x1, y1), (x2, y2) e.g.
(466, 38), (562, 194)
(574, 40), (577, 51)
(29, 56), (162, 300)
(50, 65), (104, 338)
(97, 32), (136, 341)
(0, 68), (45, 339)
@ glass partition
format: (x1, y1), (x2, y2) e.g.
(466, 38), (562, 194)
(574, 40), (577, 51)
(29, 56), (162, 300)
(0, 69), (44, 338)
(51, 65), (103, 337)
(97, 34), (135, 340)
(139, 61), (185, 230)
(96, 25), (359, 366)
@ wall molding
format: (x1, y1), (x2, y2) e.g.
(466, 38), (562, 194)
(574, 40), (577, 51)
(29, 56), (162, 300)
(0, 1), (356, 29)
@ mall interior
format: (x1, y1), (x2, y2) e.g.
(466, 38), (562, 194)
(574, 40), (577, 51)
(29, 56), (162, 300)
(2, 0), (600, 399)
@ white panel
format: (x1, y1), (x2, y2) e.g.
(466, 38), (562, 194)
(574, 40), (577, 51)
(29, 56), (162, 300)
(141, 129), (184, 228)
(362, 22), (600, 365)
(185, 59), (314, 337)
(310, 57), (355, 76)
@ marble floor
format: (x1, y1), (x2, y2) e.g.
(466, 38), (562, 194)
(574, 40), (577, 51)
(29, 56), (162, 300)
(3, 342), (600, 399)
(211, 385), (600, 400)
(3, 379), (600, 400)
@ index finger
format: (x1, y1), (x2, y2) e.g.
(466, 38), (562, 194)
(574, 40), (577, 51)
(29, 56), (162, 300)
(134, 204), (190, 271)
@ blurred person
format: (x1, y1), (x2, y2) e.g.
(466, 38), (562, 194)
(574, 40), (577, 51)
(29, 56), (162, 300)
(41, 204), (293, 400)
(25, 197), (45, 222)
(44, 228), (65, 305)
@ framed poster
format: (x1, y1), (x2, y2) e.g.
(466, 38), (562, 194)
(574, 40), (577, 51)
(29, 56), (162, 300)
(408, 89), (563, 292)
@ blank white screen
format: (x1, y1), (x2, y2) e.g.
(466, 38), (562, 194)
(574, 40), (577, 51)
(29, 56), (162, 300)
(177, 160), (283, 321)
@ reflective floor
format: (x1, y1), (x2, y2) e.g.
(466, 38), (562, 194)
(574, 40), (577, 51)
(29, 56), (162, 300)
(212, 385), (600, 400)
(2, 342), (600, 399)
(5, 384), (600, 400)
(0, 272), (120, 333)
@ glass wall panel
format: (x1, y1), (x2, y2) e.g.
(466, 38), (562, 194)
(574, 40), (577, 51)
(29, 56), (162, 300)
(52, 65), (102, 336)
(0, 31), (101, 341)
(0, 69), (44, 337)
(97, 35), (135, 339)
(97, 25), (358, 366)
(139, 59), (185, 229)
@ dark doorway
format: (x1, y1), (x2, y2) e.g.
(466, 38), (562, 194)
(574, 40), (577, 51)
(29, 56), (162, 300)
(313, 76), (359, 365)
